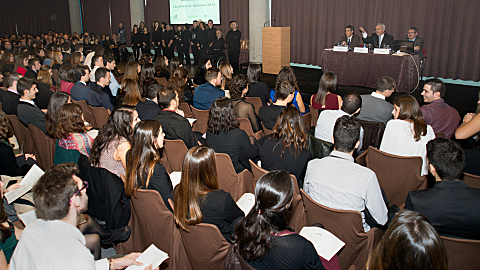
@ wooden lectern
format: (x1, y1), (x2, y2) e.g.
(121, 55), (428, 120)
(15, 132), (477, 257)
(262, 27), (290, 74)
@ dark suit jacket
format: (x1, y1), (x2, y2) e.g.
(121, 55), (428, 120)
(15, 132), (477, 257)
(85, 83), (114, 111)
(1, 90), (20, 115)
(403, 36), (424, 57)
(70, 82), (90, 101)
(154, 110), (197, 149)
(35, 82), (54, 110)
(363, 32), (394, 48)
(24, 68), (38, 79)
(136, 99), (161, 120)
(339, 34), (363, 49)
(405, 181), (480, 240)
(192, 82), (225, 110)
(17, 101), (48, 134)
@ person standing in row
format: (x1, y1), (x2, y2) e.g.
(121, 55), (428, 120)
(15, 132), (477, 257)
(191, 20), (200, 65)
(152, 21), (162, 61)
(180, 24), (191, 65)
(225, 20), (241, 72)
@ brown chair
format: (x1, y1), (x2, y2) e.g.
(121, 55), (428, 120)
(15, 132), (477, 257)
(6, 115), (37, 156)
(357, 120), (385, 151)
(190, 106), (209, 134)
(90, 106), (110, 129)
(179, 102), (194, 118)
(261, 122), (273, 136)
(309, 105), (319, 128)
(303, 112), (312, 130)
(244, 96), (262, 115)
(155, 77), (168, 86)
(238, 118), (264, 144)
(462, 172), (480, 189)
(306, 134), (333, 159)
(435, 132), (446, 138)
(28, 124), (55, 171)
(365, 147), (427, 207)
(73, 100), (96, 127)
(215, 153), (254, 199)
(441, 235), (480, 270)
(301, 190), (384, 270)
(163, 139), (188, 173)
(180, 223), (230, 270)
(114, 189), (192, 270)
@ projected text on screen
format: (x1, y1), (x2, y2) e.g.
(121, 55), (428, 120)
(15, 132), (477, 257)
(170, 0), (220, 25)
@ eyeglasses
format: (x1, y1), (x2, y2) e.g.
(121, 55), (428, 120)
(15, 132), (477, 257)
(69, 181), (89, 204)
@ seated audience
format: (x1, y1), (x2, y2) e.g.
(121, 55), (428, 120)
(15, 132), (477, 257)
(59, 63), (74, 94)
(310, 72), (342, 111)
(270, 66), (306, 114)
(85, 67), (114, 111)
(420, 78), (460, 139)
(116, 79), (142, 107)
(206, 98), (251, 173)
(24, 58), (40, 79)
(136, 83), (162, 120)
(192, 57), (211, 86)
(88, 53), (103, 83)
(0, 184), (18, 269)
(1, 73), (22, 115)
(455, 93), (480, 175)
(10, 163), (153, 269)
(34, 65), (55, 109)
(357, 75), (395, 125)
(17, 77), (48, 134)
(168, 57), (183, 76)
(245, 63), (270, 106)
(154, 55), (170, 80)
(258, 81), (295, 130)
(138, 62), (157, 96)
(229, 74), (260, 133)
(173, 146), (244, 241)
(122, 61), (140, 83)
(233, 170), (326, 270)
(380, 95), (435, 176)
(366, 210), (447, 270)
(192, 67), (225, 110)
(338, 25), (362, 49)
(89, 106), (140, 179)
(219, 61), (233, 90)
(70, 65), (91, 101)
(45, 92), (71, 137)
(305, 115), (388, 231)
(154, 85), (199, 148)
(51, 51), (63, 70)
(171, 67), (194, 105)
(14, 54), (28, 76)
(405, 138), (480, 240)
(240, 107), (312, 188)
(104, 56), (119, 99)
(125, 120), (172, 209)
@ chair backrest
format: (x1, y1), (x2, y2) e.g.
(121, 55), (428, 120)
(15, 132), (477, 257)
(309, 105), (319, 128)
(115, 189), (192, 270)
(249, 159), (267, 187)
(366, 147), (427, 207)
(73, 100), (96, 127)
(179, 102), (194, 118)
(28, 124), (55, 171)
(215, 153), (253, 200)
(357, 120), (385, 151)
(435, 132), (446, 138)
(244, 97), (262, 115)
(303, 112), (312, 130)
(90, 106), (110, 129)
(441, 235), (480, 270)
(180, 223), (231, 270)
(261, 122), (273, 136)
(306, 134), (333, 159)
(190, 106), (209, 134)
(6, 115), (37, 155)
(301, 189), (383, 270)
(238, 118), (264, 144)
(462, 172), (480, 189)
(163, 139), (188, 172)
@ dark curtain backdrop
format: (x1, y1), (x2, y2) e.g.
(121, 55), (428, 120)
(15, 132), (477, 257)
(0, 0), (70, 36)
(110, 0), (132, 46)
(272, 0), (480, 81)
(81, 0), (111, 35)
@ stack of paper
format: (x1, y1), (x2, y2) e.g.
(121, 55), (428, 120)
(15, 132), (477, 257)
(299, 226), (345, 261)
(125, 244), (169, 270)
(236, 193), (255, 216)
(5, 165), (44, 204)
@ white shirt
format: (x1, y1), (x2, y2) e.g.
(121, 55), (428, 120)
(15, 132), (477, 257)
(109, 72), (120, 96)
(362, 32), (384, 46)
(380, 120), (435, 176)
(11, 219), (108, 270)
(304, 151), (388, 231)
(370, 92), (386, 100)
(315, 110), (364, 150)
(19, 98), (35, 106)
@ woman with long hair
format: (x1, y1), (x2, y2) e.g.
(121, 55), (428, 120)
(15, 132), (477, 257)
(51, 51), (63, 70)
(172, 66), (194, 105)
(206, 98), (251, 173)
(0, 53), (14, 75)
(71, 51), (83, 66)
(0, 183), (20, 268)
(233, 171), (325, 270)
(229, 74), (260, 132)
(366, 210), (448, 270)
(138, 62), (156, 95)
(154, 55), (170, 79)
(131, 25), (141, 61)
(45, 92), (71, 137)
(193, 57), (212, 85)
(240, 106), (312, 187)
(219, 61), (233, 90)
(59, 62), (74, 94)
(168, 57), (182, 76)
(380, 95), (435, 175)
(14, 54), (28, 76)
(270, 66), (306, 114)
(35, 65), (55, 109)
(173, 146), (244, 241)
(122, 61), (140, 83)
(245, 63), (270, 106)
(125, 120), (172, 208)
(116, 79), (142, 107)
(310, 72), (342, 110)
(89, 106), (140, 180)
(455, 91), (480, 175)
(43, 49), (54, 66)
(138, 53), (152, 67)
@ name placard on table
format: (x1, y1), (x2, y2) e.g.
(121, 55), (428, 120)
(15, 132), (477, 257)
(333, 46), (348, 52)
(373, 48), (391, 54)
(354, 47), (368, 53)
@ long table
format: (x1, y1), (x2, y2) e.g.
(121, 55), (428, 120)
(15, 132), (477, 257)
(321, 50), (420, 93)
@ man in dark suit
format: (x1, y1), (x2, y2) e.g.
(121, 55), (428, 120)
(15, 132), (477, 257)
(136, 83), (162, 120)
(85, 67), (114, 112)
(403, 26), (424, 58)
(1, 73), (22, 115)
(405, 138), (480, 240)
(359, 23), (394, 48)
(24, 58), (41, 79)
(338, 25), (362, 50)
(70, 65), (91, 101)
(16, 77), (48, 134)
(192, 67), (224, 110)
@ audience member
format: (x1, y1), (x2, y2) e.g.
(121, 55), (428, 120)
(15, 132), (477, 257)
(45, 91), (71, 137)
(122, 61), (140, 83)
(219, 61), (233, 90)
(229, 74), (260, 132)
(310, 72), (342, 111)
(34, 65), (54, 109)
(173, 146), (244, 241)
(17, 77), (48, 134)
(192, 67), (225, 110)
(86, 67), (114, 111)
(405, 138), (480, 240)
(357, 75), (395, 125)
(51, 51), (63, 70)
(14, 54), (28, 76)
(139, 62), (157, 96)
(192, 57), (211, 85)
(338, 25), (362, 49)
(70, 65), (91, 101)
(305, 115), (388, 231)
(1, 73), (22, 115)
(104, 56), (119, 98)
(89, 54), (104, 83)
(154, 55), (169, 80)
(403, 27), (424, 58)
(0, 184), (19, 268)
(24, 58), (40, 79)
(171, 67), (194, 105)
(258, 81), (295, 130)
(245, 63), (270, 106)
(420, 78), (460, 139)
(136, 83), (162, 120)
(270, 67), (305, 114)
(59, 63), (74, 94)
(359, 23), (394, 48)
(455, 93), (480, 175)
(380, 95), (435, 175)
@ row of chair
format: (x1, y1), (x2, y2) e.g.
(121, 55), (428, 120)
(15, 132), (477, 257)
(72, 100), (110, 129)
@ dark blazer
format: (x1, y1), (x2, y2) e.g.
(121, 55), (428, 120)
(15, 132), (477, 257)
(0, 140), (34, 176)
(192, 82), (225, 110)
(154, 110), (198, 149)
(246, 82), (270, 106)
(363, 32), (394, 48)
(339, 34), (363, 49)
(17, 101), (48, 134)
(85, 83), (114, 111)
(403, 36), (424, 57)
(70, 82), (90, 101)
(136, 100), (161, 120)
(35, 82), (54, 110)
(405, 181), (480, 240)
(1, 90), (20, 115)
(24, 68), (38, 79)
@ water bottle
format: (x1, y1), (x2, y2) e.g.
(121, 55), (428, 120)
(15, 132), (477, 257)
(337, 42), (340, 47)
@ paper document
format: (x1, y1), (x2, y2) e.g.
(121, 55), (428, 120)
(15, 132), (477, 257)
(125, 244), (169, 270)
(5, 165), (44, 204)
(236, 193), (255, 216)
(169, 171), (182, 188)
(299, 226), (345, 261)
(19, 210), (37, 226)
(187, 118), (196, 125)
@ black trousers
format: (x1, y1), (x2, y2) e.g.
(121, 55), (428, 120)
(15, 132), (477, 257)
(228, 49), (240, 71)
(133, 47), (140, 61)
(180, 44), (191, 65)
(191, 44), (200, 65)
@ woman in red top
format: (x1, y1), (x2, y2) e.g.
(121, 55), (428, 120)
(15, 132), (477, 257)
(310, 72), (342, 111)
